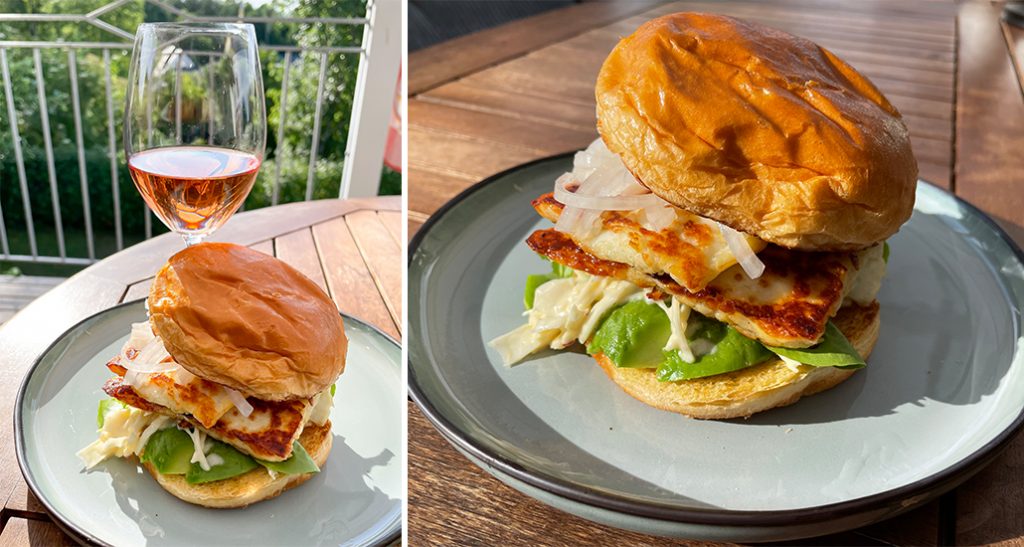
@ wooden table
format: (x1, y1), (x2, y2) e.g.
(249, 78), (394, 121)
(408, 1), (1024, 544)
(0, 197), (402, 545)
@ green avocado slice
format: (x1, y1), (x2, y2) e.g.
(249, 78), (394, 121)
(140, 427), (193, 475)
(656, 321), (775, 381)
(585, 300), (776, 381)
(185, 438), (260, 484)
(257, 442), (319, 474)
(142, 425), (321, 483)
(764, 322), (865, 368)
(587, 300), (671, 368)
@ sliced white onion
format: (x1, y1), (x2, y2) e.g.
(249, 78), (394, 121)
(121, 335), (177, 374)
(719, 224), (766, 279)
(223, 387), (254, 418)
(120, 322), (155, 363)
(640, 204), (676, 231)
(555, 206), (601, 239)
(186, 427), (212, 471)
(553, 173), (667, 211)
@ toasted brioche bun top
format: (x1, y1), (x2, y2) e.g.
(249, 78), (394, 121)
(595, 13), (917, 251)
(148, 242), (346, 401)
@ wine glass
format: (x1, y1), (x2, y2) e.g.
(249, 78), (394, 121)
(124, 23), (266, 247)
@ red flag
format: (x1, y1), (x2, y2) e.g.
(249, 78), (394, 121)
(383, 65), (402, 172)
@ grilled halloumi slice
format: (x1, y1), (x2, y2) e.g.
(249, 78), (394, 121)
(191, 397), (314, 461)
(103, 376), (316, 461)
(106, 356), (235, 429)
(534, 194), (766, 292)
(527, 228), (868, 348)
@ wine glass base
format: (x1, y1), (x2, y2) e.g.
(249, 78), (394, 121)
(183, 234), (206, 247)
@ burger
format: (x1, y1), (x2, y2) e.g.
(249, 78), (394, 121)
(489, 13), (916, 419)
(78, 242), (347, 508)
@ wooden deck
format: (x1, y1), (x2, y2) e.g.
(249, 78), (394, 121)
(0, 275), (64, 325)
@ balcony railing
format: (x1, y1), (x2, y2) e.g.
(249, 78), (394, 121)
(0, 0), (400, 266)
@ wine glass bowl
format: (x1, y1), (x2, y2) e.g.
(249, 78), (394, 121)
(124, 23), (266, 246)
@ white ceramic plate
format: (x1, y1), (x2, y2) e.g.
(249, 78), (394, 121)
(408, 154), (1024, 542)
(16, 300), (402, 546)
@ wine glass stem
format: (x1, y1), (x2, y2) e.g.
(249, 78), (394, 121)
(183, 233), (204, 247)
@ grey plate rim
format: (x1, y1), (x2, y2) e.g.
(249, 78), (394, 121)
(14, 298), (403, 547)
(407, 151), (1024, 527)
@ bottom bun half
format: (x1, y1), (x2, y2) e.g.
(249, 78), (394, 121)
(142, 421), (333, 509)
(596, 303), (880, 420)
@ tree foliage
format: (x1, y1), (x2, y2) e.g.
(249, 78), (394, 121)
(0, 0), (391, 261)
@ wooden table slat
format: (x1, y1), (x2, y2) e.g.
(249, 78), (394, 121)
(409, 100), (594, 156)
(0, 518), (76, 547)
(1006, 21), (1024, 100)
(378, 211), (403, 249)
(345, 210), (404, 337)
(918, 160), (952, 190)
(407, 168), (479, 218)
(249, 239), (275, 256)
(311, 217), (400, 340)
(274, 228), (331, 295)
(122, 280), (152, 303)
(420, 83), (597, 131)
(409, 127), (541, 182)
(3, 480), (44, 516)
(410, 1), (662, 94)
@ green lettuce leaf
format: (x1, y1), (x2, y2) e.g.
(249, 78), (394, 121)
(524, 257), (576, 309)
(883, 241), (890, 263)
(550, 261), (573, 279)
(96, 398), (126, 428)
(764, 322), (865, 368)
(524, 274), (553, 309)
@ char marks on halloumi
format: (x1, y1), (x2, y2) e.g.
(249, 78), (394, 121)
(193, 397), (313, 462)
(105, 357), (235, 429)
(527, 228), (856, 348)
(102, 376), (313, 461)
(533, 193), (766, 292)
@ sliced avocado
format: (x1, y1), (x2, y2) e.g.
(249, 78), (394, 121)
(257, 442), (320, 475)
(330, 383), (336, 397)
(765, 322), (865, 369)
(587, 300), (671, 368)
(96, 398), (125, 429)
(657, 322), (774, 381)
(140, 428), (194, 475)
(185, 438), (259, 484)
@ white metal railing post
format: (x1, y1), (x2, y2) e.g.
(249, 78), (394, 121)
(339, 0), (401, 198)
